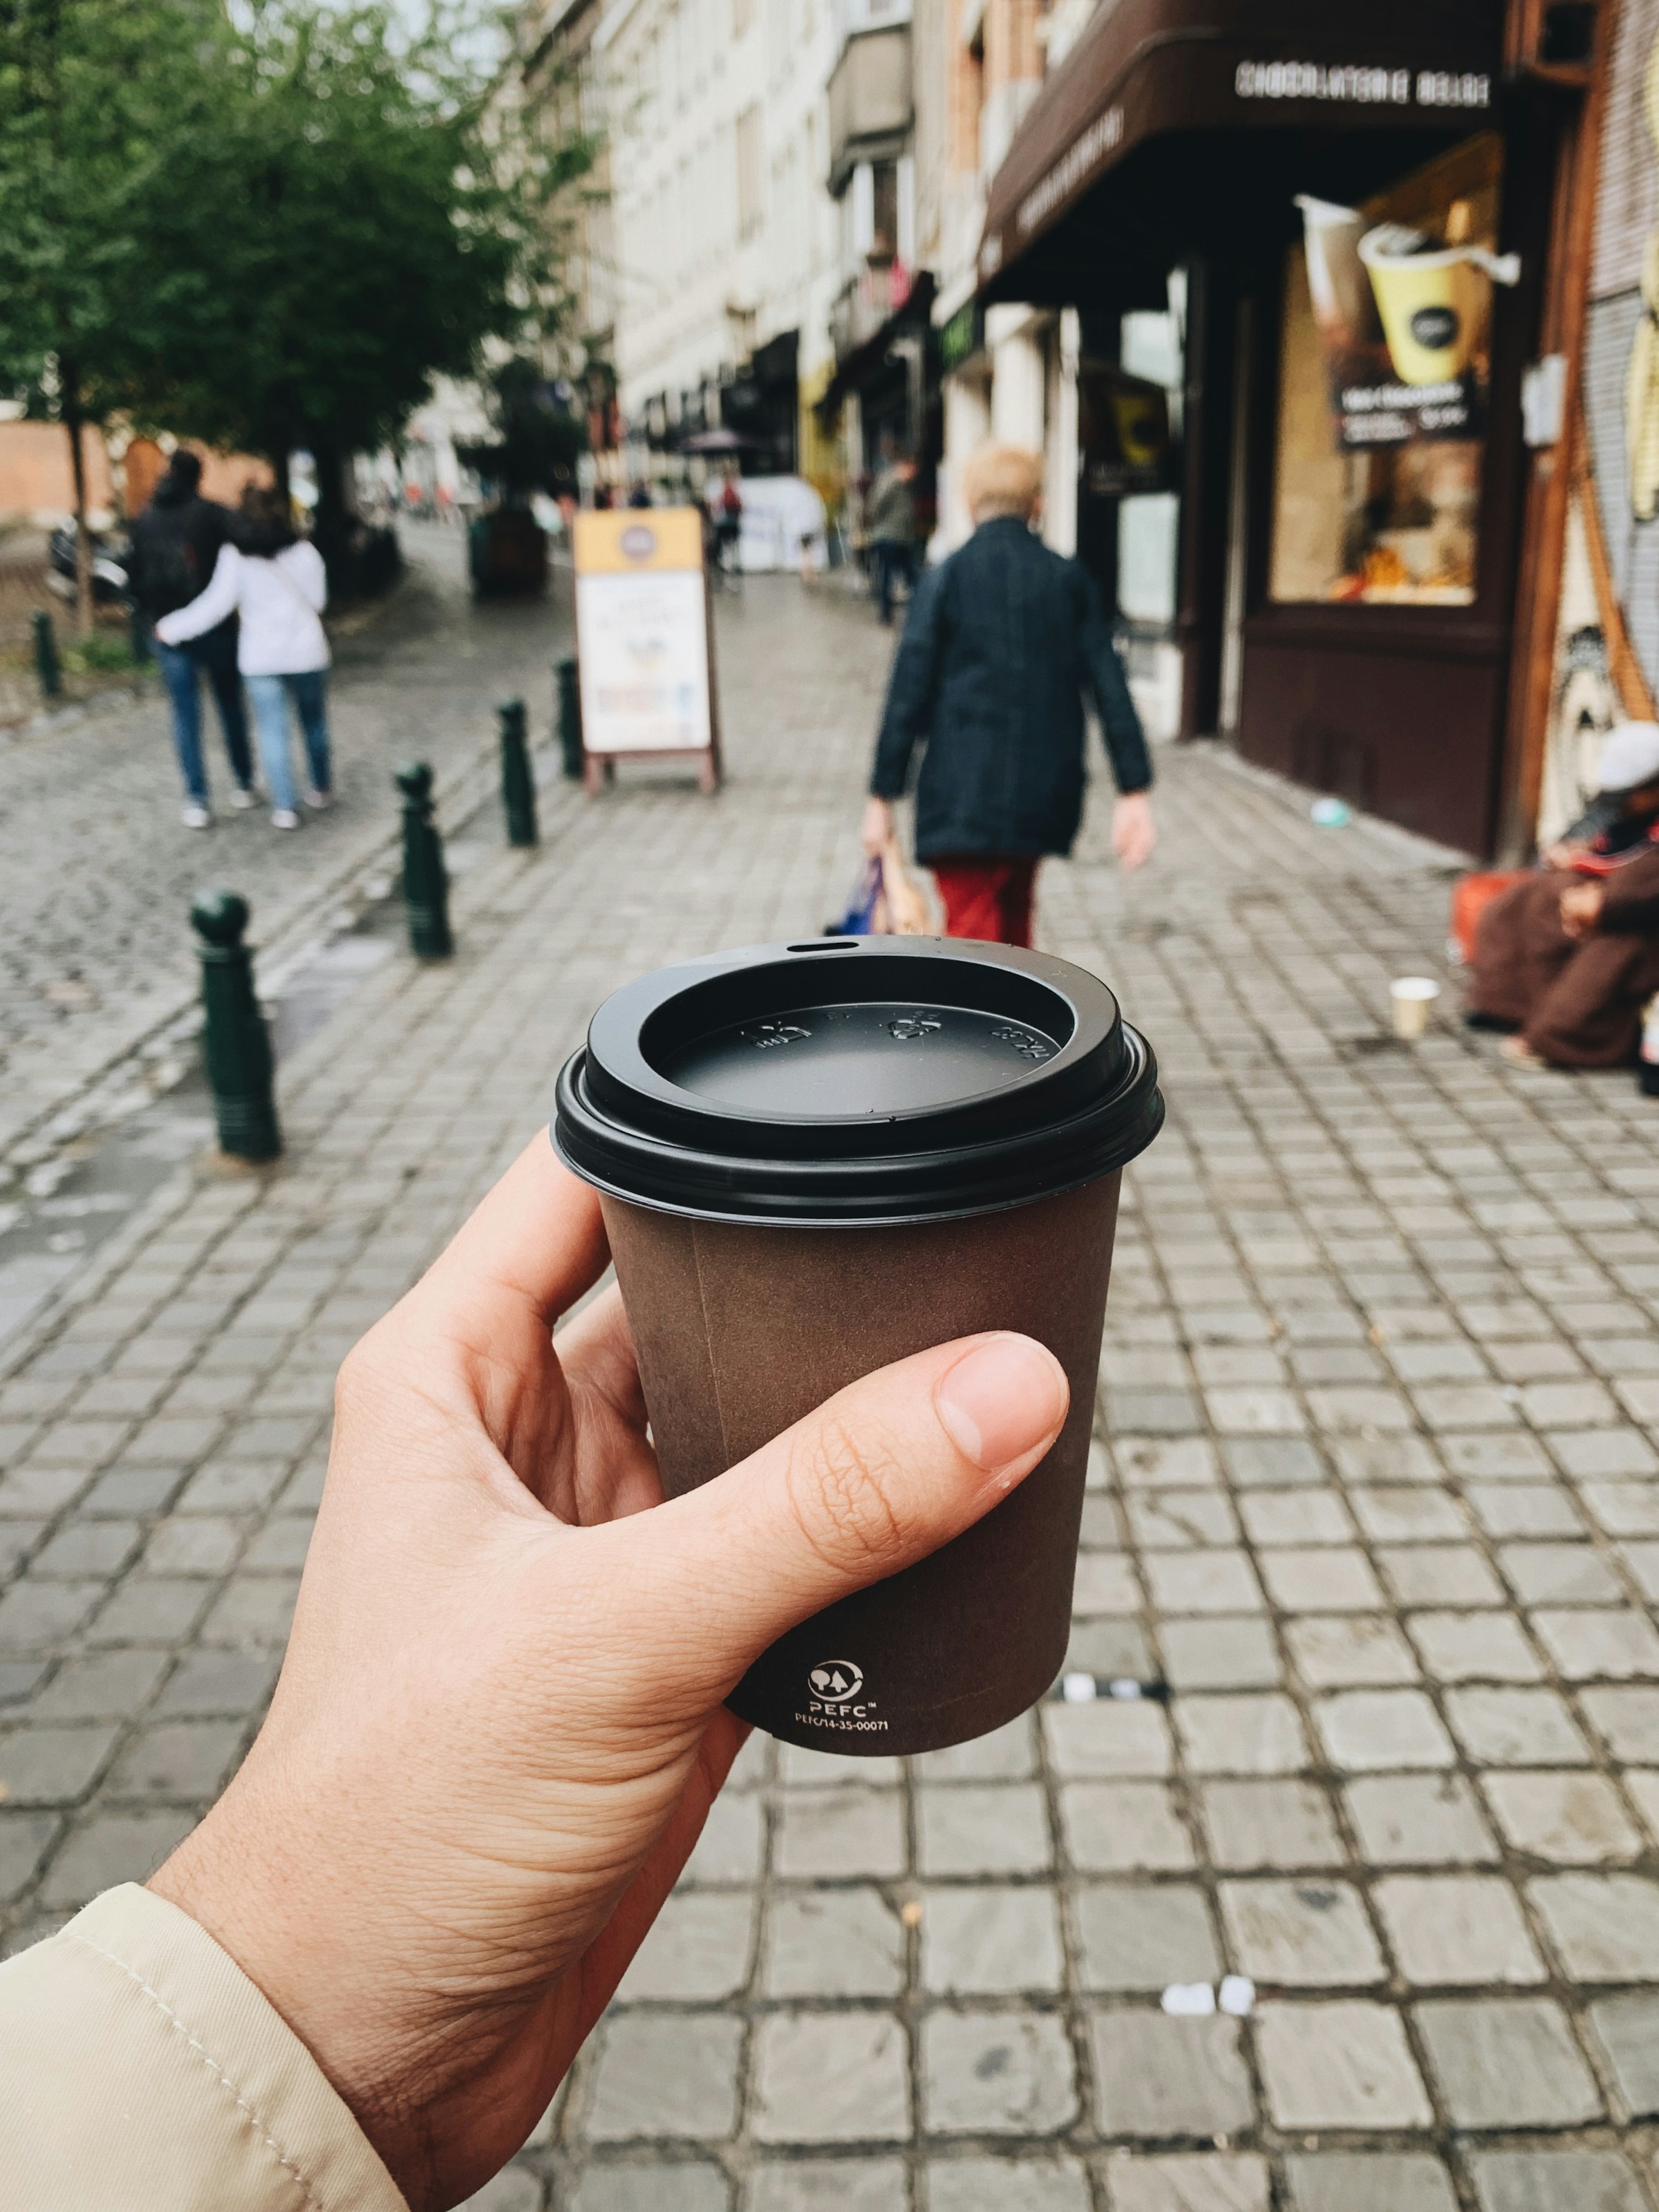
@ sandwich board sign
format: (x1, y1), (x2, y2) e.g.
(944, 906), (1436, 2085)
(572, 507), (720, 794)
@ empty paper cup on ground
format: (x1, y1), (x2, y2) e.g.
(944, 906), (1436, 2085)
(554, 935), (1163, 1754)
(1391, 976), (1441, 1039)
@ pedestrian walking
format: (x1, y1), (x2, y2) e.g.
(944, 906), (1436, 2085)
(715, 469), (744, 581)
(126, 450), (256, 830)
(154, 488), (333, 832)
(867, 452), (919, 625)
(862, 443), (1155, 947)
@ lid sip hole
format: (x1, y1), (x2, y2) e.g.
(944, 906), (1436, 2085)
(790, 939), (859, 952)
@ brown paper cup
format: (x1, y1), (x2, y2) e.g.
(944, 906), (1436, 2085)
(555, 935), (1162, 1756)
(602, 1174), (1121, 1754)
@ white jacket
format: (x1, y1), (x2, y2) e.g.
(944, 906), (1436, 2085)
(156, 540), (330, 675)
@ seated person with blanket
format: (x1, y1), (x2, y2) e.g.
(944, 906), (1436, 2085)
(1468, 721), (1659, 1068)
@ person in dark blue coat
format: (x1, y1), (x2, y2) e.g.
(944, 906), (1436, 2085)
(862, 443), (1155, 945)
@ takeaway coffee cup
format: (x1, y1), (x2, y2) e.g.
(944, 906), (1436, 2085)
(554, 935), (1163, 1755)
(1360, 223), (1490, 387)
(1390, 975), (1441, 1040)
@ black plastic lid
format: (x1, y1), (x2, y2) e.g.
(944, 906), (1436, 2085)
(553, 935), (1163, 1226)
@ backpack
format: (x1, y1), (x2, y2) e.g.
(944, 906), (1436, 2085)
(129, 525), (200, 618)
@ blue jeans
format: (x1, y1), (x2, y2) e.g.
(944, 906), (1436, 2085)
(153, 629), (253, 805)
(246, 671), (332, 814)
(872, 541), (918, 624)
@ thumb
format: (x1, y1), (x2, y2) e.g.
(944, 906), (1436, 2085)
(621, 1331), (1069, 1694)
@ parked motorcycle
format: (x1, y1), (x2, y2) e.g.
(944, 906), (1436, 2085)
(46, 521), (132, 606)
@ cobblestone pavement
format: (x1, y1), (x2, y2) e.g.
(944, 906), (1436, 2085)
(0, 521), (574, 1164)
(5, 573), (1659, 2211)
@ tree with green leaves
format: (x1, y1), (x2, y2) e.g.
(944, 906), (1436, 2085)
(0, 0), (594, 615)
(0, 0), (224, 630)
(135, 0), (594, 574)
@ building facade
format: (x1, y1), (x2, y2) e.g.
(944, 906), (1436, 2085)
(592, 0), (842, 494)
(964, 0), (1613, 859)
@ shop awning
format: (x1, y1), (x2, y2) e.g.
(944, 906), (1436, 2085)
(978, 0), (1506, 308)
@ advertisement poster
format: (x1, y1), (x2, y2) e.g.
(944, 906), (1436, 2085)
(1296, 135), (1517, 454)
(1077, 366), (1172, 497)
(1271, 134), (1511, 606)
(573, 509), (713, 762)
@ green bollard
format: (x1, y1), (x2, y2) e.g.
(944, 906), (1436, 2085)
(33, 609), (62, 700)
(556, 655), (584, 780)
(191, 891), (281, 1163)
(395, 761), (453, 959)
(498, 697), (538, 847)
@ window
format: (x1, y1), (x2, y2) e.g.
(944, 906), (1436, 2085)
(1269, 133), (1503, 608)
(870, 159), (899, 260)
(736, 104), (763, 240)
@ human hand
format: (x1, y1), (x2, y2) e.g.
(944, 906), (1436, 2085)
(1543, 841), (1587, 871)
(1559, 881), (1605, 939)
(1112, 791), (1156, 872)
(148, 1141), (1066, 2212)
(862, 794), (894, 856)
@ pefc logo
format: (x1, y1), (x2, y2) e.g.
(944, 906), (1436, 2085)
(809, 1660), (863, 1704)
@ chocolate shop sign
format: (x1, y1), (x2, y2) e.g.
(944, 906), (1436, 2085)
(1235, 62), (1491, 109)
(983, 55), (1495, 278)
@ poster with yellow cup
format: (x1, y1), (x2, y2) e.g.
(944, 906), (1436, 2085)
(1295, 135), (1517, 451)
(1359, 226), (1492, 386)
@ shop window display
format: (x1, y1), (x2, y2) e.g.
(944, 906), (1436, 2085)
(1269, 133), (1513, 607)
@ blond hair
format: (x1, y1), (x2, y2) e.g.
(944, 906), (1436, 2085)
(961, 443), (1042, 522)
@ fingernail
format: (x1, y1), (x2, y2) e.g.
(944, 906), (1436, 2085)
(935, 1335), (1068, 1472)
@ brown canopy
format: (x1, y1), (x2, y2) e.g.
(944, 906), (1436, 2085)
(978, 0), (1506, 308)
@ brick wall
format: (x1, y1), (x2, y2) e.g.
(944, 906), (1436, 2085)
(0, 425), (270, 528)
(0, 423), (115, 527)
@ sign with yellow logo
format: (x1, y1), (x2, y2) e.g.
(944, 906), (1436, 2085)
(572, 509), (719, 791)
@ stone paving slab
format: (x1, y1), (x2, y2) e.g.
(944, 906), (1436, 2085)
(0, 522), (574, 1166)
(3, 575), (1659, 2208)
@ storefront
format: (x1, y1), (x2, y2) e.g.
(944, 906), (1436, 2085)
(720, 330), (802, 478)
(977, 0), (1607, 859)
(817, 270), (939, 538)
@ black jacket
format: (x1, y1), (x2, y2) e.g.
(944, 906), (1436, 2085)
(870, 516), (1151, 862)
(129, 482), (236, 637)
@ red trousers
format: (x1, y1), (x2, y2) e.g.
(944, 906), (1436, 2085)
(930, 856), (1039, 948)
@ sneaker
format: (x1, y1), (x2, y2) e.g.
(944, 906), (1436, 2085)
(303, 788), (335, 811)
(270, 808), (301, 831)
(180, 803), (211, 830)
(229, 785), (258, 810)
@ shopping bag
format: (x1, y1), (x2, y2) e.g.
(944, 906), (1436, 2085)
(830, 846), (932, 937)
(831, 858), (887, 936)
(880, 842), (931, 935)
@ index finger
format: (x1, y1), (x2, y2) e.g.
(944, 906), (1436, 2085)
(411, 1133), (610, 1339)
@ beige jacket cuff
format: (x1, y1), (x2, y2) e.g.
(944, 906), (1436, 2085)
(0, 1882), (406, 2212)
